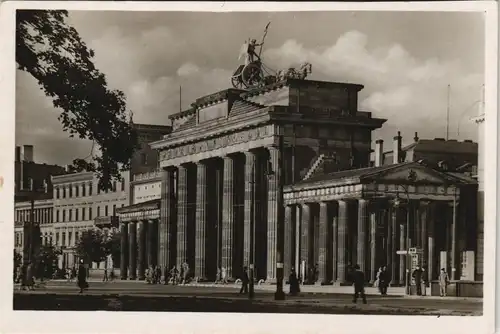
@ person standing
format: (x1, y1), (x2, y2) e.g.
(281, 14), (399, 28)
(25, 262), (35, 291)
(239, 266), (249, 295)
(439, 268), (449, 297)
(77, 260), (88, 294)
(221, 267), (228, 284)
(412, 266), (423, 296)
(378, 266), (389, 296)
(289, 267), (300, 296)
(351, 264), (367, 304)
(421, 267), (427, 296)
(103, 268), (109, 282)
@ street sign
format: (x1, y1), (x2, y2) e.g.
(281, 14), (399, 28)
(396, 250), (408, 255)
(409, 248), (417, 254)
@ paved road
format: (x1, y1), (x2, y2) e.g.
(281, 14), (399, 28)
(13, 280), (482, 315)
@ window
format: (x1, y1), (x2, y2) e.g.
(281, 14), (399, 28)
(113, 204), (116, 216)
(15, 233), (19, 247)
(121, 180), (125, 191)
(56, 210), (60, 223)
(62, 187), (66, 198)
(56, 187), (60, 199)
(56, 232), (60, 246)
(62, 210), (66, 222)
(69, 209), (72, 221)
(75, 231), (79, 244)
(62, 232), (66, 247)
(113, 181), (117, 192)
(97, 206), (101, 217)
(105, 205), (108, 216)
(82, 184), (86, 197)
(75, 208), (79, 221)
(89, 183), (93, 196)
(68, 232), (72, 246)
(121, 204), (124, 207)
(75, 185), (79, 197)
(69, 186), (73, 198)
(89, 207), (93, 219)
(82, 207), (86, 221)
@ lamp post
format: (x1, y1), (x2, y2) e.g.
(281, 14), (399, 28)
(393, 169), (417, 295)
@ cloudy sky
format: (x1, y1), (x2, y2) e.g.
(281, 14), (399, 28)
(16, 10), (485, 165)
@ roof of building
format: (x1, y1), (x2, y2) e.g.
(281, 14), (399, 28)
(295, 163), (408, 185)
(116, 198), (160, 214)
(402, 139), (478, 155)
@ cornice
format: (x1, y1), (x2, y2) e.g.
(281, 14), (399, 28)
(52, 172), (94, 184)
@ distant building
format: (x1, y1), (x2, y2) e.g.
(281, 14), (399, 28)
(14, 145), (66, 202)
(374, 132), (478, 173)
(49, 123), (172, 271)
(14, 198), (54, 259)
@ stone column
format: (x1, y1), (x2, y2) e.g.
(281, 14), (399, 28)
(336, 200), (348, 284)
(450, 200), (458, 280)
(146, 221), (152, 268)
(266, 146), (280, 281)
(137, 220), (146, 280)
(177, 165), (189, 266)
(149, 219), (158, 267)
(300, 203), (312, 280)
(317, 202), (329, 285)
(243, 151), (256, 267)
(369, 209), (377, 283)
(128, 221), (137, 280)
(399, 223), (405, 285)
(195, 162), (208, 281)
(284, 205), (296, 280)
(390, 207), (397, 283)
(222, 156), (236, 279)
(420, 201), (430, 271)
(331, 202), (338, 283)
(357, 199), (368, 275)
(428, 202), (435, 281)
(120, 221), (128, 280)
(160, 168), (175, 276)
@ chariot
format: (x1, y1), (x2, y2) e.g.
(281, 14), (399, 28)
(231, 22), (313, 90)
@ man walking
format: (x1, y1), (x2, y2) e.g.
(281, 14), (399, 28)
(351, 264), (367, 304)
(379, 266), (389, 296)
(239, 266), (249, 295)
(412, 266), (423, 296)
(439, 268), (449, 297)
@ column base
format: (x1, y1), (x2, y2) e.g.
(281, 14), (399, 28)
(138, 276), (145, 281)
(274, 290), (286, 300)
(129, 276), (137, 280)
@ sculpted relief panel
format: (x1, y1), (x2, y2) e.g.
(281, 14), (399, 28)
(159, 125), (273, 161)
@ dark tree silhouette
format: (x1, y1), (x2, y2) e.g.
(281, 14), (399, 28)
(16, 10), (138, 190)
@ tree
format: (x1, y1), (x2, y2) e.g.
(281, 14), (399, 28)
(16, 10), (139, 191)
(13, 249), (22, 268)
(107, 231), (122, 268)
(75, 228), (109, 265)
(34, 243), (62, 279)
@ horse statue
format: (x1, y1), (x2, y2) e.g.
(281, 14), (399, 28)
(276, 62), (313, 81)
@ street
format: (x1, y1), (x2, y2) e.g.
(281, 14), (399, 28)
(13, 280), (482, 315)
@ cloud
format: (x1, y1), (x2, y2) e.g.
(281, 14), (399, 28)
(263, 30), (483, 145)
(177, 63), (200, 77)
(16, 13), (483, 166)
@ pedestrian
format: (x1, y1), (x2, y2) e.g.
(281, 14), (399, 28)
(103, 268), (109, 282)
(170, 265), (178, 285)
(351, 264), (367, 304)
(239, 266), (249, 295)
(421, 267), (427, 296)
(289, 267), (300, 296)
(221, 267), (227, 284)
(182, 262), (190, 285)
(146, 266), (152, 284)
(77, 260), (88, 294)
(215, 267), (221, 284)
(109, 269), (115, 282)
(412, 266), (423, 296)
(439, 268), (449, 297)
(71, 267), (77, 282)
(156, 266), (162, 284)
(379, 266), (389, 296)
(26, 262), (35, 291)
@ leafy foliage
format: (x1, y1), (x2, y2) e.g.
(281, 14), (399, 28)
(75, 228), (121, 267)
(13, 249), (22, 269)
(34, 243), (62, 279)
(16, 10), (139, 190)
